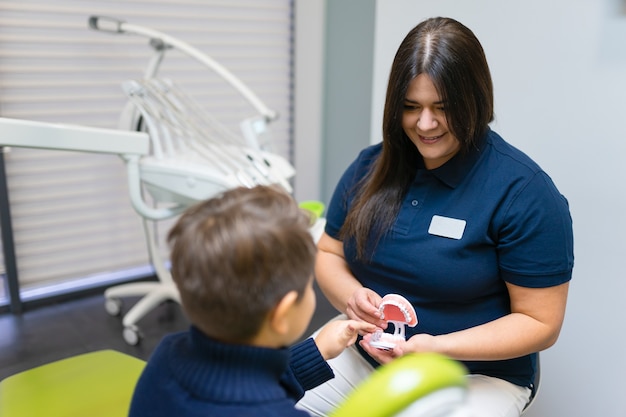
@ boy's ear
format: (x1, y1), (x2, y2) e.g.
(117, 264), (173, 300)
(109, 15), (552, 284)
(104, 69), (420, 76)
(270, 290), (299, 335)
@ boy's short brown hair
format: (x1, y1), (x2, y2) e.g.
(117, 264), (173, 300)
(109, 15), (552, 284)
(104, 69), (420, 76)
(167, 185), (316, 343)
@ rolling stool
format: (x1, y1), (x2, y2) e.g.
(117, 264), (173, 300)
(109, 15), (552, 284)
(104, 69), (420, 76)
(0, 350), (145, 417)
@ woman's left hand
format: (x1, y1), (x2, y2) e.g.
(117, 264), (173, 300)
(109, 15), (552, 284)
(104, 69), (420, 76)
(359, 332), (437, 365)
(362, 281), (570, 364)
(358, 333), (400, 364)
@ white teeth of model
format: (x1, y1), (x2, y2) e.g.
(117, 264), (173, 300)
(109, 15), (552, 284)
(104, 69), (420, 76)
(378, 294), (418, 327)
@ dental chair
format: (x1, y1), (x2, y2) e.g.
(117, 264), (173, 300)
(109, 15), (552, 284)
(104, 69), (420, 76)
(0, 350), (463, 417)
(522, 353), (541, 414)
(100, 76), (298, 345)
(88, 16), (320, 345)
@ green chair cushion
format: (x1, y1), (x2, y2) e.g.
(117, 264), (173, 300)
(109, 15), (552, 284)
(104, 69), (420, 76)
(330, 352), (467, 417)
(0, 349), (145, 417)
(299, 200), (326, 222)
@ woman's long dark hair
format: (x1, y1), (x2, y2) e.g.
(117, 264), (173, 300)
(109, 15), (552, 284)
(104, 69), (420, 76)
(340, 17), (494, 260)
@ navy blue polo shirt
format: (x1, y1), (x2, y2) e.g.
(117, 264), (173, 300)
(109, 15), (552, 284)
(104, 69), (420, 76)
(325, 128), (574, 388)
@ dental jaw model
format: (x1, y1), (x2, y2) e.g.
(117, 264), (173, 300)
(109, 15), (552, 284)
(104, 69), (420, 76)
(369, 294), (418, 350)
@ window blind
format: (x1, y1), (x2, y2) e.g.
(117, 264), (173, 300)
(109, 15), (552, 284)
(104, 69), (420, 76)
(0, 0), (293, 293)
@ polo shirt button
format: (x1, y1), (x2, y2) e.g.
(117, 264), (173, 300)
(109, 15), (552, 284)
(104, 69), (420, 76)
(411, 200), (418, 206)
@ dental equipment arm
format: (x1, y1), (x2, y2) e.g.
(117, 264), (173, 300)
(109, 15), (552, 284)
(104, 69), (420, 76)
(88, 15), (278, 123)
(0, 117), (185, 220)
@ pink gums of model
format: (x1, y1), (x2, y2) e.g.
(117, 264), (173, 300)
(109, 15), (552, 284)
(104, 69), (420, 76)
(369, 294), (418, 350)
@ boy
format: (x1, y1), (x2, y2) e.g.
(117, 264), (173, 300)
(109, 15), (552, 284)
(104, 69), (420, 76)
(128, 185), (376, 417)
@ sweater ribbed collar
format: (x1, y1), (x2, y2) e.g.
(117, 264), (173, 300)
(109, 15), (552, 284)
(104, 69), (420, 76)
(167, 326), (291, 403)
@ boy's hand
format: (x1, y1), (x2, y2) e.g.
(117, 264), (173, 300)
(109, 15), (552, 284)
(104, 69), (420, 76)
(314, 319), (378, 360)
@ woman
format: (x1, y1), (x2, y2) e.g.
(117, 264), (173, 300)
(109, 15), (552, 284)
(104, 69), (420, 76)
(298, 17), (573, 417)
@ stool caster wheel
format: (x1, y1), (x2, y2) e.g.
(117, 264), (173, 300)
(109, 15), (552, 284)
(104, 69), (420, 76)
(123, 326), (142, 346)
(105, 298), (122, 316)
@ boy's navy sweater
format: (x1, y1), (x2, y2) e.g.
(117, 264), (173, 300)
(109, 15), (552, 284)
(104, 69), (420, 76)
(128, 326), (334, 416)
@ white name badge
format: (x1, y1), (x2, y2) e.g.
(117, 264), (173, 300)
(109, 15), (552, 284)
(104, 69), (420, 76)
(428, 215), (466, 240)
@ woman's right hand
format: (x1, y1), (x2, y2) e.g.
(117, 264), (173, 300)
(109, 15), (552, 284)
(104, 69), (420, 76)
(346, 287), (387, 329)
(315, 232), (386, 328)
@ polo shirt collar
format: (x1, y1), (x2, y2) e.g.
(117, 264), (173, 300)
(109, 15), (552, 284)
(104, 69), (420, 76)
(427, 129), (489, 189)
